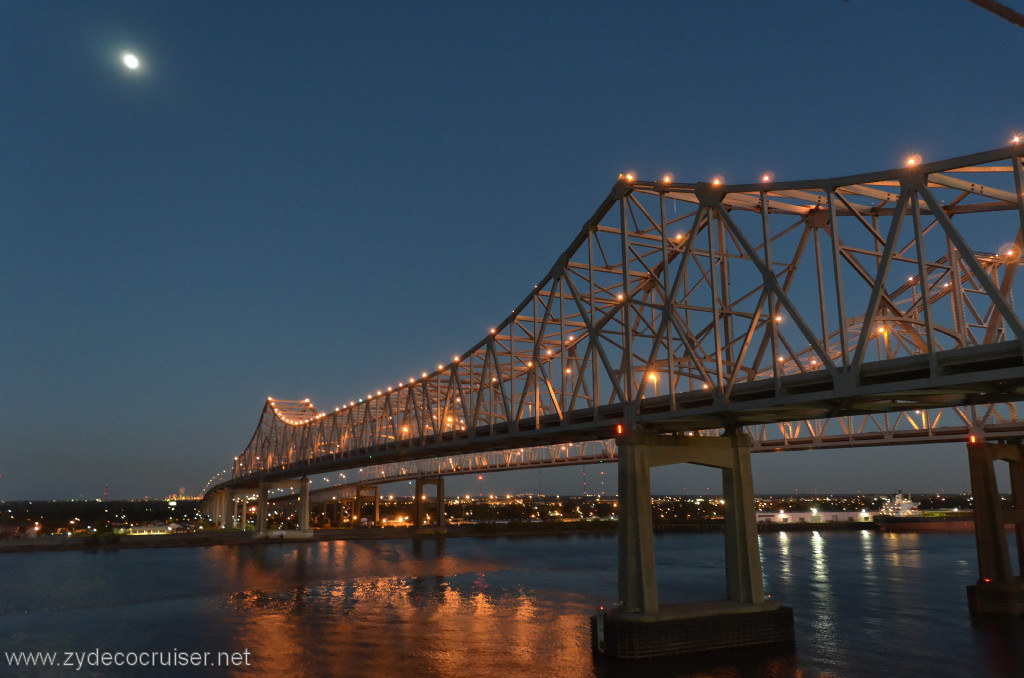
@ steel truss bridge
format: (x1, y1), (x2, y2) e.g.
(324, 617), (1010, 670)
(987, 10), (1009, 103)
(206, 145), (1024, 497)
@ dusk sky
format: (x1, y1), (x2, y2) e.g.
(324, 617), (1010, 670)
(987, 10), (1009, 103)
(3, 2), (1022, 500)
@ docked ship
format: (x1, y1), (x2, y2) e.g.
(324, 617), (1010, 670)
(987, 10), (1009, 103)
(874, 491), (975, 532)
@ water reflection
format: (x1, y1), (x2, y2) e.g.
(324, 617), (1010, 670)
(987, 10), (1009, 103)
(3, 533), (1024, 677)
(777, 530), (791, 579)
(203, 539), (597, 677)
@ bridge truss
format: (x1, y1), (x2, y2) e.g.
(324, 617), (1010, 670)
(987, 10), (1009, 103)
(219, 146), (1024, 491)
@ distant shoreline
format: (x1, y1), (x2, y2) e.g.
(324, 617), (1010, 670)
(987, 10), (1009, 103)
(0, 520), (883, 555)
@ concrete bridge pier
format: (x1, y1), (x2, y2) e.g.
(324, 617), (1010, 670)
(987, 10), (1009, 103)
(593, 431), (793, 659)
(356, 485), (381, 525)
(219, 491), (232, 529)
(255, 482), (269, 533)
(233, 494), (246, 529)
(209, 490), (230, 529)
(966, 440), (1024, 614)
(414, 477), (446, 535)
(298, 477), (310, 531)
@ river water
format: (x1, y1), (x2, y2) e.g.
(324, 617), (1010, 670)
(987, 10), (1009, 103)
(1, 531), (1022, 677)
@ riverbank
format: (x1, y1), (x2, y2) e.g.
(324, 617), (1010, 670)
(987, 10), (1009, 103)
(0, 519), (883, 554)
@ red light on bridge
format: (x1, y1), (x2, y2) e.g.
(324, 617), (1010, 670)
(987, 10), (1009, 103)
(970, 435), (977, 444)
(616, 424), (623, 436)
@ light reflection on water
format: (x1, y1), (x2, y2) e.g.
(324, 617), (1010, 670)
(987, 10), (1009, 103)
(1, 532), (1024, 677)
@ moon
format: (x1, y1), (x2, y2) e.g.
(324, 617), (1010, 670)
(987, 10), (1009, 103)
(121, 52), (140, 70)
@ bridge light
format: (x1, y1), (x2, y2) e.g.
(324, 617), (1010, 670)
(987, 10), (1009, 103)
(774, 315), (782, 322)
(702, 383), (709, 390)
(438, 364), (443, 370)
(647, 373), (657, 382)
(970, 435), (977, 444)
(527, 361), (532, 367)
(905, 154), (922, 167)
(1013, 135), (1021, 144)
(454, 356), (459, 362)
(761, 172), (774, 183)
(617, 294), (624, 300)
(662, 173), (673, 183)
(616, 424), (623, 435)
(566, 368), (572, 374)
(422, 372), (428, 378)
(490, 328), (496, 333)
(711, 176), (723, 186)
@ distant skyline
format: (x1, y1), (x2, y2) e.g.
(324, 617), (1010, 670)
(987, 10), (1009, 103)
(3, 2), (1022, 499)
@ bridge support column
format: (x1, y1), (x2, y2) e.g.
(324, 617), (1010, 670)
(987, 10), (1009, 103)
(355, 485), (380, 526)
(593, 431), (793, 659)
(722, 437), (764, 605)
(414, 478), (425, 527)
(215, 491), (230, 529)
(255, 482), (269, 534)
(966, 440), (1024, 614)
(435, 477), (446, 528)
(298, 477), (310, 531)
(617, 435), (657, 613)
(413, 477), (446, 535)
(234, 495), (244, 529)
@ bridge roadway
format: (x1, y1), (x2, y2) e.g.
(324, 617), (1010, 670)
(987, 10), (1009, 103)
(204, 145), (1024, 657)
(242, 399), (1018, 505)
(217, 339), (1024, 491)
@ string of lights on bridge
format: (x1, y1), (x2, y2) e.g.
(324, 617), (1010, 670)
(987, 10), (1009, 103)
(249, 133), (1024, 435)
(208, 131), (1024, 498)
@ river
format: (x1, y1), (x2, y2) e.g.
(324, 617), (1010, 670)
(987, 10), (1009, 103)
(2, 531), (1022, 676)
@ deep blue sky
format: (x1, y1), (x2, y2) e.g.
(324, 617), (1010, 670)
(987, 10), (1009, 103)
(2, 2), (1021, 499)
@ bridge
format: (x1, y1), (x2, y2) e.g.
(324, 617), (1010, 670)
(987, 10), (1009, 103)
(204, 144), (1024, 657)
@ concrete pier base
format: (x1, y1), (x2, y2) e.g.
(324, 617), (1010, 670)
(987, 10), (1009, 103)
(597, 431), (792, 660)
(592, 602), (794, 660)
(967, 581), (1024, 615)
(414, 476), (447, 535)
(966, 441), (1024, 615)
